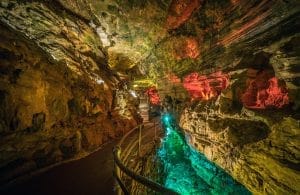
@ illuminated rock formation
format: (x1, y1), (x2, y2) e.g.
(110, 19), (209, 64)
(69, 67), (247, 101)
(183, 71), (229, 100)
(145, 87), (161, 105)
(242, 69), (289, 109)
(0, 0), (299, 194)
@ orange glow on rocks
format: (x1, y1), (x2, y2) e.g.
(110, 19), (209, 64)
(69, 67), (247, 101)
(186, 38), (200, 59)
(167, 0), (201, 29)
(183, 71), (229, 101)
(241, 70), (289, 109)
(167, 72), (181, 84)
(230, 0), (240, 5)
(145, 87), (161, 105)
(174, 37), (200, 59)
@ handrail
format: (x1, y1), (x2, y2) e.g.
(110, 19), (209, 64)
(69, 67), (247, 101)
(113, 122), (179, 195)
(113, 170), (130, 195)
(113, 146), (178, 195)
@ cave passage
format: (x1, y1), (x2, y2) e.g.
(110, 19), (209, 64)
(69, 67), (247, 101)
(0, 0), (299, 194)
(156, 114), (251, 195)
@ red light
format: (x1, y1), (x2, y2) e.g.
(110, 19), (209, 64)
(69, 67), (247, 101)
(183, 71), (229, 100)
(145, 87), (161, 105)
(241, 70), (289, 109)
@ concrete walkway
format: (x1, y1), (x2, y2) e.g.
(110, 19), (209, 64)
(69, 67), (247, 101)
(1, 140), (118, 195)
(1, 120), (160, 195)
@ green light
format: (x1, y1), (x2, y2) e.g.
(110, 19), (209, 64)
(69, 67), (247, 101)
(162, 114), (171, 124)
(157, 113), (251, 195)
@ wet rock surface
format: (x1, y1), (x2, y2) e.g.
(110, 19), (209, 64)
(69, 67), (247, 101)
(180, 103), (300, 194)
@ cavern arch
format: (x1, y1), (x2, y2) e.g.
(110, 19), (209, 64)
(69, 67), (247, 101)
(0, 0), (299, 194)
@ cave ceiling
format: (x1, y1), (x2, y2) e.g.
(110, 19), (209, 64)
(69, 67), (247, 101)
(0, 0), (299, 89)
(59, 0), (299, 88)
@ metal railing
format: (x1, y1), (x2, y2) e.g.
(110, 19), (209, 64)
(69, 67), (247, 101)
(113, 121), (178, 195)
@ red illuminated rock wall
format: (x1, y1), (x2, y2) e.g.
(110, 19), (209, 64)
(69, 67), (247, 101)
(145, 87), (161, 105)
(183, 71), (229, 100)
(241, 69), (289, 109)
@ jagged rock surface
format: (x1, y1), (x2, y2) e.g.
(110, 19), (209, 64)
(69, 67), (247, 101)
(0, 1), (141, 184)
(180, 102), (300, 194)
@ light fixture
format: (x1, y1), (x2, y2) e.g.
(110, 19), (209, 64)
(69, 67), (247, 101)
(96, 79), (104, 84)
(129, 90), (138, 98)
(162, 114), (171, 123)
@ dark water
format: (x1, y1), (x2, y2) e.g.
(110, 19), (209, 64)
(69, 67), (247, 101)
(156, 114), (251, 195)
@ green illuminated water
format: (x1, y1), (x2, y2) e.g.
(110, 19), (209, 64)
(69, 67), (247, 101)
(156, 114), (251, 195)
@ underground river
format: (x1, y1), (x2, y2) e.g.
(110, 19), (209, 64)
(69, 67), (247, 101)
(156, 113), (251, 195)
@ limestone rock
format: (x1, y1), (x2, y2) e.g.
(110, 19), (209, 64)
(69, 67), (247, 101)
(0, 10), (141, 184)
(180, 105), (300, 194)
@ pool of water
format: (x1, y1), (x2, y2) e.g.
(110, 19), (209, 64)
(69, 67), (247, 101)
(156, 113), (251, 195)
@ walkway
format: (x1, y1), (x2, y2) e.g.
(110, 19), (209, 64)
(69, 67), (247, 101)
(0, 119), (160, 195)
(1, 140), (118, 195)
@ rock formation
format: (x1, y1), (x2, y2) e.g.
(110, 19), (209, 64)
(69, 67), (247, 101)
(0, 0), (299, 194)
(0, 1), (141, 184)
(180, 101), (299, 194)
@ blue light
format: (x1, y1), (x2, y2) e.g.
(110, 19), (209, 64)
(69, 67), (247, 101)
(162, 113), (172, 126)
(163, 115), (170, 123)
(166, 127), (172, 135)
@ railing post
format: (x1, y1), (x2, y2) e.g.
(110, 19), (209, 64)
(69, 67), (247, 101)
(138, 125), (142, 157)
(114, 147), (122, 195)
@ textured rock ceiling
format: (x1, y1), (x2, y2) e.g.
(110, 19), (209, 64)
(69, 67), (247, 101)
(0, 0), (299, 90)
(55, 0), (300, 90)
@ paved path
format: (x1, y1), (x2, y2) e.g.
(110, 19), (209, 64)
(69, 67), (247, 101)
(1, 140), (118, 195)
(1, 120), (160, 195)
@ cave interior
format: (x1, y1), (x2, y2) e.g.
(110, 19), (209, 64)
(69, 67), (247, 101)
(0, 0), (299, 194)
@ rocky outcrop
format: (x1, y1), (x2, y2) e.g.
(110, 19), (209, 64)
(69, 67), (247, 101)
(0, 0), (116, 85)
(0, 1), (141, 185)
(180, 100), (300, 194)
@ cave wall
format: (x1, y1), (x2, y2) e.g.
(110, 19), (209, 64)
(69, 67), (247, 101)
(156, 1), (300, 193)
(168, 1), (300, 194)
(0, 1), (141, 184)
(179, 84), (300, 194)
